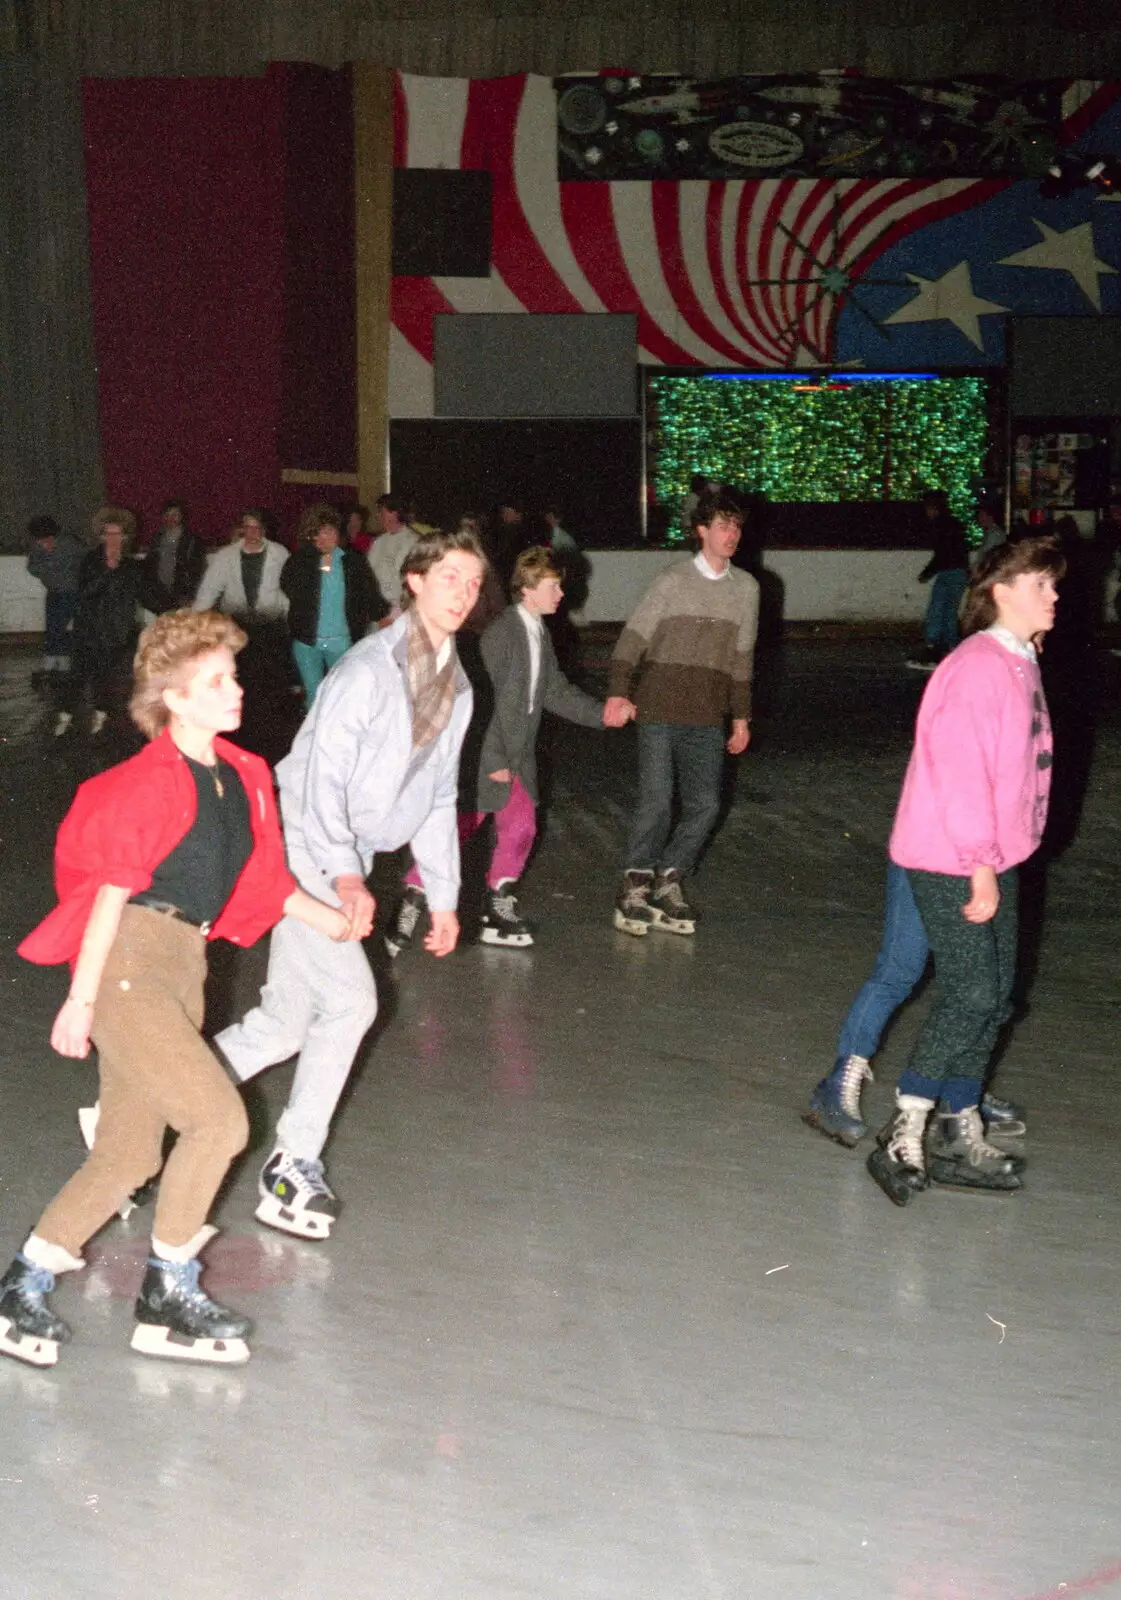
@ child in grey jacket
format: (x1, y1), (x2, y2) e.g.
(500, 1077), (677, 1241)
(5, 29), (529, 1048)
(390, 547), (630, 952)
(214, 529), (485, 1240)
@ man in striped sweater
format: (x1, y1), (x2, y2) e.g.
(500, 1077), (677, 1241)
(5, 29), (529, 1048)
(605, 490), (759, 936)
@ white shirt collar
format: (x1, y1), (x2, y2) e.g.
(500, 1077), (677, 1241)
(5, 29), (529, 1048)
(694, 551), (730, 581)
(984, 623), (1037, 663)
(435, 637), (452, 671)
(517, 602), (544, 634)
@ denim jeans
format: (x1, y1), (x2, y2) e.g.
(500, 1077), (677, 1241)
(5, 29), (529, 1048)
(624, 722), (725, 875)
(897, 867), (1019, 1113)
(923, 568), (969, 654)
(836, 862), (930, 1062)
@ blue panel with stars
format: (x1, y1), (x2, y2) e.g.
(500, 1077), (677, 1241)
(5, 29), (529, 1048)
(835, 101), (1121, 367)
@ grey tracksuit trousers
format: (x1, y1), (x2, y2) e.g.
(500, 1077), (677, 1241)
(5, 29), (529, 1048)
(214, 843), (377, 1161)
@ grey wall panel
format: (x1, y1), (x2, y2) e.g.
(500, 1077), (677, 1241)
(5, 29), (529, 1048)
(1010, 318), (1121, 416)
(434, 313), (637, 417)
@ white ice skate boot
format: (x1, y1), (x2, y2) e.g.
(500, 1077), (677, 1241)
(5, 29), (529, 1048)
(256, 1150), (339, 1240)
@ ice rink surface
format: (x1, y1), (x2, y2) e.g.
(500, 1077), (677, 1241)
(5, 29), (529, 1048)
(1, 630), (1119, 1600)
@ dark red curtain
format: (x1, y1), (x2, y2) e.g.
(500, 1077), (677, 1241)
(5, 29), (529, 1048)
(82, 65), (357, 547)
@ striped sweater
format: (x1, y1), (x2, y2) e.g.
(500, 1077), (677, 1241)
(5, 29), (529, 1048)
(608, 559), (760, 726)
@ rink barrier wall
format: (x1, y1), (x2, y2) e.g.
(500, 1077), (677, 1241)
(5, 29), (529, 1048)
(0, 549), (931, 631)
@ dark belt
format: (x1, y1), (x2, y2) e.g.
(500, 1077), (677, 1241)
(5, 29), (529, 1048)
(130, 897), (212, 936)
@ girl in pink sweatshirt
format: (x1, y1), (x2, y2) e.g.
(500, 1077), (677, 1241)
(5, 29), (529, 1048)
(868, 535), (1065, 1206)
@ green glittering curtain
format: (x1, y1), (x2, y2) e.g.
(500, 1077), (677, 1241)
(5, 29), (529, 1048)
(647, 375), (988, 542)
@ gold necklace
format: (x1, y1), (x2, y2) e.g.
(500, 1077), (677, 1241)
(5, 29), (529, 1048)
(210, 763), (224, 799)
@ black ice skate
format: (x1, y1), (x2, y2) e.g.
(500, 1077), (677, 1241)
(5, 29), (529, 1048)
(613, 869), (656, 936)
(131, 1255), (251, 1365)
(926, 1108), (1024, 1193)
(479, 886), (534, 947)
(256, 1149), (339, 1240)
(867, 1096), (932, 1206)
(649, 869), (696, 935)
(386, 884), (426, 958)
(0, 1256), (72, 1368)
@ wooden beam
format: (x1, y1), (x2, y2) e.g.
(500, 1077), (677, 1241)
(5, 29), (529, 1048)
(280, 468), (360, 488)
(353, 62), (395, 510)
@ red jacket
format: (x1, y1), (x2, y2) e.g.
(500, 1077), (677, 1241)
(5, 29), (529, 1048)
(19, 730), (297, 966)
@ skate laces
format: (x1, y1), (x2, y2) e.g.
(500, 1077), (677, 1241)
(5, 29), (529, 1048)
(656, 876), (688, 911)
(289, 1156), (335, 1202)
(13, 1262), (55, 1300)
(889, 1106), (928, 1167)
(838, 1055), (873, 1118)
(621, 875), (652, 911)
(491, 892), (519, 922)
(959, 1108), (1009, 1166)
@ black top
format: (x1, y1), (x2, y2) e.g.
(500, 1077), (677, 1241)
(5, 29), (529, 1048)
(241, 549), (266, 612)
(133, 755), (252, 925)
(280, 544), (384, 646)
(919, 515), (970, 578)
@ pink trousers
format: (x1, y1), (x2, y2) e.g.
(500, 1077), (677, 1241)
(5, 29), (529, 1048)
(406, 776), (537, 891)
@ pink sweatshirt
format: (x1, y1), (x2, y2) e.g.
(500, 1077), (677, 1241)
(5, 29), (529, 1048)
(889, 632), (1052, 876)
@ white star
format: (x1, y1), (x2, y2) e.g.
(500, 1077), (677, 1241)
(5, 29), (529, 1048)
(883, 260), (1008, 351)
(999, 219), (1118, 312)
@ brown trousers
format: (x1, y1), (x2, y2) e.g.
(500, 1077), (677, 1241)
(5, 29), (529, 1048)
(37, 907), (249, 1254)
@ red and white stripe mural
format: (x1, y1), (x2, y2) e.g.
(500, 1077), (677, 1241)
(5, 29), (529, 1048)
(389, 73), (1121, 416)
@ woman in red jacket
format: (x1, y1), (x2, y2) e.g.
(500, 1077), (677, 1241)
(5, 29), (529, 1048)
(0, 610), (357, 1370)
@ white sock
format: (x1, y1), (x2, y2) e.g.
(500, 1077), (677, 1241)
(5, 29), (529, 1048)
(151, 1225), (218, 1264)
(23, 1234), (85, 1275)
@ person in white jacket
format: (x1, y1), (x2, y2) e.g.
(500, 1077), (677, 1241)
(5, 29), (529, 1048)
(192, 511), (289, 621)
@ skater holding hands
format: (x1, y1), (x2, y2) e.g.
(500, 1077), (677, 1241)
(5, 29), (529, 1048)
(1, 611), (357, 1369)
(867, 536), (1064, 1205)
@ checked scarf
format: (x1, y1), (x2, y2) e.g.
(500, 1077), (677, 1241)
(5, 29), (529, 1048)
(406, 606), (458, 749)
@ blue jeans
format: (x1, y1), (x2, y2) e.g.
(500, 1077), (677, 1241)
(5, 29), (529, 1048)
(923, 568), (968, 654)
(625, 722), (725, 876)
(292, 636), (350, 703)
(836, 863), (929, 1062)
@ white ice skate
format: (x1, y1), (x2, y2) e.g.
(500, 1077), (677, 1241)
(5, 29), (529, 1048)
(255, 1150), (338, 1241)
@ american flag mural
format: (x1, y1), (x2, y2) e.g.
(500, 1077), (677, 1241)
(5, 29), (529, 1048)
(389, 74), (1121, 417)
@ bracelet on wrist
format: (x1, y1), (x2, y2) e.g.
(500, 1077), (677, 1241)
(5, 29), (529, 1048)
(67, 994), (95, 1008)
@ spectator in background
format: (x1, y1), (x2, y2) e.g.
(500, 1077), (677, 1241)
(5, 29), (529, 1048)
(543, 507), (578, 555)
(482, 500), (527, 591)
(26, 515), (85, 684)
(368, 493), (419, 619)
(973, 502), (1006, 567)
(906, 490), (970, 673)
(56, 507), (146, 739)
(143, 499), (207, 611)
(343, 506), (373, 556)
(282, 502), (382, 704)
(192, 510), (288, 624)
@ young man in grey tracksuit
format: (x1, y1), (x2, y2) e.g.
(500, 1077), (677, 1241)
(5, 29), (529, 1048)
(215, 529), (485, 1239)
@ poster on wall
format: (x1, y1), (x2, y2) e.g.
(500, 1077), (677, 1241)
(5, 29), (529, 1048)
(556, 75), (1068, 181)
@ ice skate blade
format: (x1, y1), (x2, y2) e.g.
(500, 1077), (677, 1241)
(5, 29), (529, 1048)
(613, 910), (650, 936)
(866, 1148), (927, 1206)
(0, 1317), (60, 1368)
(131, 1323), (250, 1365)
(255, 1194), (333, 1240)
(649, 912), (695, 936)
(801, 1109), (863, 1150)
(928, 1163), (1023, 1194)
(479, 927), (534, 947)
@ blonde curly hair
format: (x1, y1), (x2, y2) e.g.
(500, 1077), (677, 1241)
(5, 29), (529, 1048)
(90, 504), (137, 549)
(130, 609), (247, 739)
